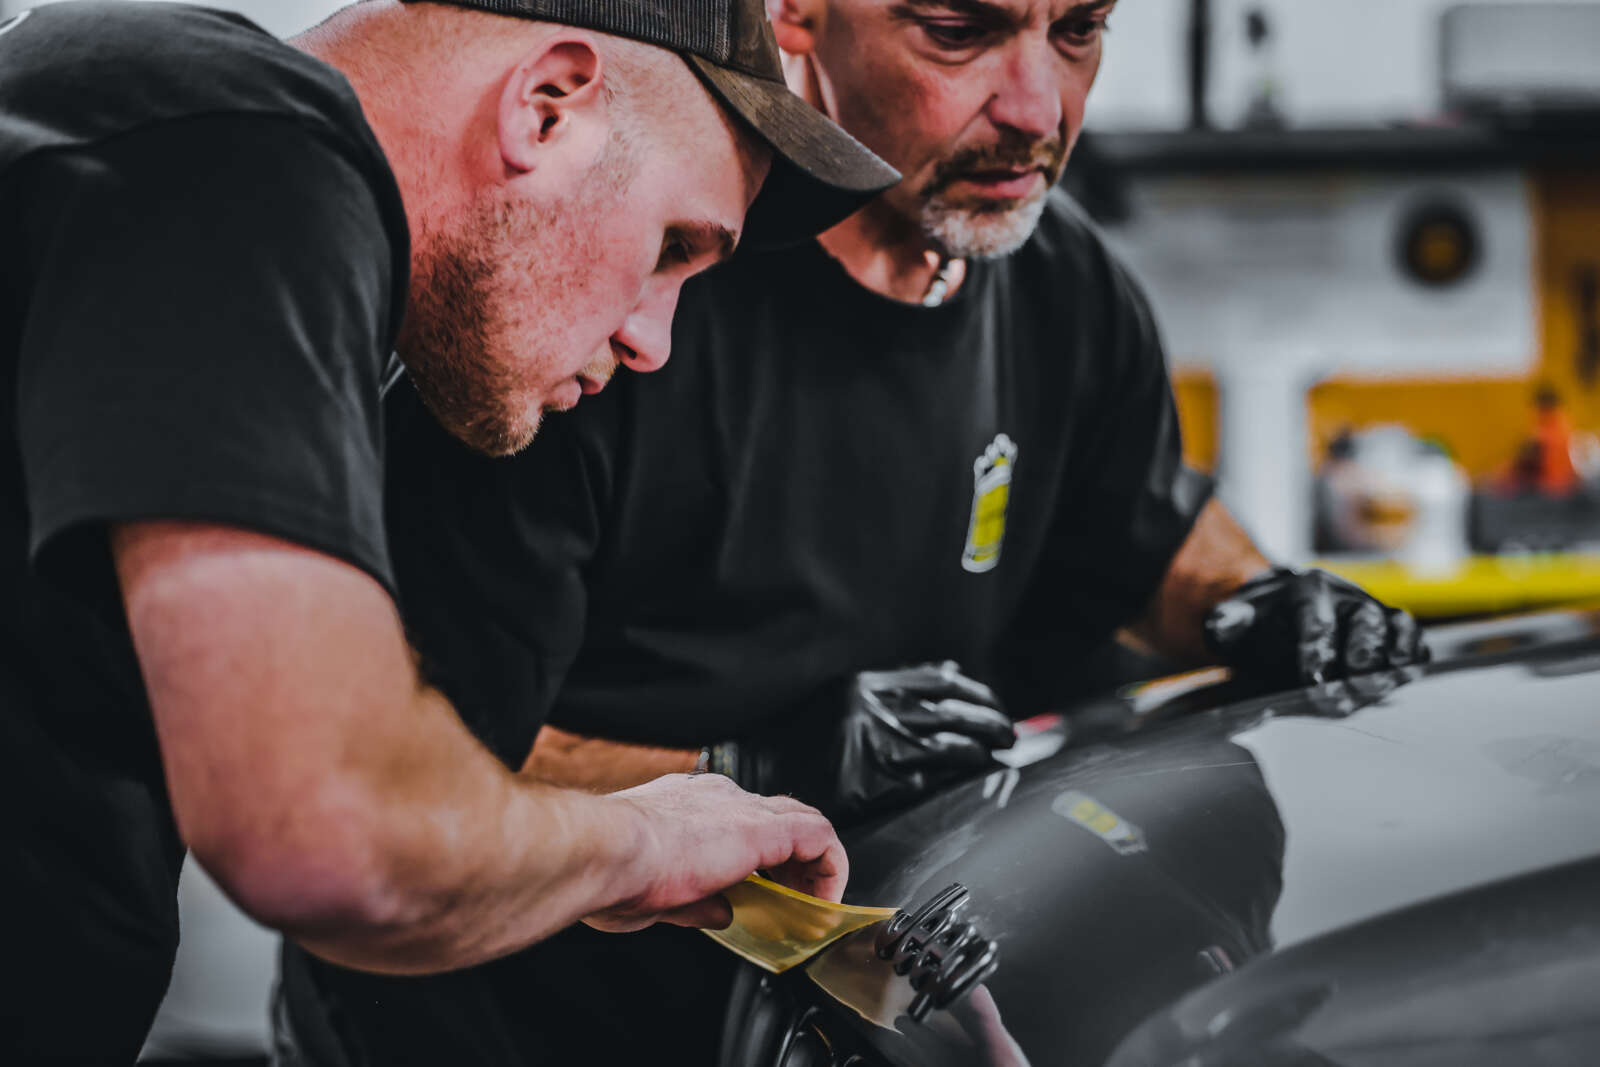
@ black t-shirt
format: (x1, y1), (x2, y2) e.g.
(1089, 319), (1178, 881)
(284, 190), (1212, 1067)
(384, 189), (1211, 767)
(0, 4), (407, 1060)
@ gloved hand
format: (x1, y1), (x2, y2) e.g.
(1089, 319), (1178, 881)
(712, 661), (1016, 823)
(1205, 567), (1429, 689)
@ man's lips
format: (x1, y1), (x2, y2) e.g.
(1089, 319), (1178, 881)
(578, 374), (606, 396)
(950, 168), (1046, 198)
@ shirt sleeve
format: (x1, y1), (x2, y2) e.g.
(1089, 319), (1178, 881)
(1027, 255), (1214, 641)
(384, 382), (617, 768)
(16, 114), (401, 604)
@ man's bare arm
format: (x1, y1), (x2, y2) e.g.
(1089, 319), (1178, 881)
(1127, 498), (1270, 665)
(114, 521), (845, 974)
(523, 725), (698, 792)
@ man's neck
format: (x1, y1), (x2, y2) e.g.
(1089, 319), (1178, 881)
(816, 205), (967, 306)
(784, 52), (967, 306)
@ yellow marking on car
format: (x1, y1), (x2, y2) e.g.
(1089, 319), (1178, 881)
(1052, 790), (1148, 855)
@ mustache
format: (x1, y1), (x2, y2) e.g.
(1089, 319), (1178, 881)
(925, 133), (1068, 196)
(581, 350), (619, 386)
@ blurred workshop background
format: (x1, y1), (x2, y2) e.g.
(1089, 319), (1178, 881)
(6, 0), (1597, 1061)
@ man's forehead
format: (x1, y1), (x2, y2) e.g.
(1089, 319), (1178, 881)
(887, 0), (1116, 22)
(692, 86), (775, 207)
(674, 126), (768, 247)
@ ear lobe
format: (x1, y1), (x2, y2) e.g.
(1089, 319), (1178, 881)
(770, 0), (822, 55)
(498, 38), (606, 175)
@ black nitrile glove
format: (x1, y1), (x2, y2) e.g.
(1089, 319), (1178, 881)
(713, 661), (1017, 822)
(1204, 567), (1430, 689)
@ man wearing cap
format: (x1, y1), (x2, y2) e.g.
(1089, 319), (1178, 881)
(278, 0), (1428, 1062)
(0, 0), (893, 1061)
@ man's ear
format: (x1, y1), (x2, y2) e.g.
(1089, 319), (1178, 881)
(769, 0), (824, 56)
(498, 36), (609, 176)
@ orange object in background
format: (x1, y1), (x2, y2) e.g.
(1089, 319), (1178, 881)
(1533, 390), (1580, 496)
(1495, 387), (1580, 497)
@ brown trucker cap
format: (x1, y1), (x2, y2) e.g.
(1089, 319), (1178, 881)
(403, 0), (900, 246)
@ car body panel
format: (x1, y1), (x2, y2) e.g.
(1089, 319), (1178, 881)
(773, 610), (1600, 1066)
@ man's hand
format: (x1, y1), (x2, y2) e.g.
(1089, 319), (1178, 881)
(583, 773), (845, 933)
(115, 521), (835, 974)
(725, 661), (1016, 822)
(1205, 567), (1429, 688)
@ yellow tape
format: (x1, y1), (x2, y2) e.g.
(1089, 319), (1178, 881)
(702, 875), (898, 974)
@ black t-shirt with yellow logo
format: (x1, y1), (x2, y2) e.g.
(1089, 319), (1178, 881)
(283, 190), (1212, 1067)
(384, 189), (1212, 768)
(0, 4), (406, 1059)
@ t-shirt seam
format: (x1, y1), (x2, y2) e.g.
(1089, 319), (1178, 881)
(33, 479), (395, 597)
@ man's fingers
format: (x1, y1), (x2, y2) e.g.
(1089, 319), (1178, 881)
(886, 731), (993, 772)
(1338, 598), (1388, 676)
(913, 673), (1002, 708)
(1210, 567), (1423, 689)
(737, 790), (848, 900)
(1346, 668), (1404, 703)
(1204, 597), (1258, 653)
(898, 699), (1016, 748)
(873, 661), (1002, 708)
(655, 895), (734, 930)
(1294, 575), (1340, 684)
(582, 911), (659, 934)
(759, 810), (849, 903)
(1387, 608), (1429, 666)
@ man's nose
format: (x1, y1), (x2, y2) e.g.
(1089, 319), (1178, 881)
(612, 285), (679, 374)
(985, 39), (1064, 143)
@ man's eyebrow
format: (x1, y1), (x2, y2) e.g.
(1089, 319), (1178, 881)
(674, 221), (739, 264)
(1063, 0), (1117, 17)
(891, 0), (1115, 24)
(892, 0), (1019, 22)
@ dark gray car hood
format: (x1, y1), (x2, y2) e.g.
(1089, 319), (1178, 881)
(802, 610), (1600, 1066)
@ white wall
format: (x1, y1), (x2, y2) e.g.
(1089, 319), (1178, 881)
(3, 0), (340, 35)
(1089, 0), (1600, 129)
(11, 0), (1600, 127)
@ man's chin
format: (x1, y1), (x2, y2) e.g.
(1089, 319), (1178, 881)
(437, 407), (541, 458)
(921, 193), (1051, 260)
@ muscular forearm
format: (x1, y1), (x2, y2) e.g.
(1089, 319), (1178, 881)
(117, 522), (844, 976)
(1129, 499), (1270, 664)
(277, 688), (656, 974)
(523, 725), (698, 793)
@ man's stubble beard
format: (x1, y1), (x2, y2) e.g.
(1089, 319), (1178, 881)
(398, 141), (635, 458)
(920, 192), (1052, 260)
(915, 129), (1069, 260)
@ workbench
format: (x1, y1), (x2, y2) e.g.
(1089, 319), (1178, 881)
(1321, 552), (1600, 619)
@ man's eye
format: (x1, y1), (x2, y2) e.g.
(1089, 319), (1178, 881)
(1055, 15), (1110, 46)
(921, 19), (989, 49)
(656, 239), (691, 271)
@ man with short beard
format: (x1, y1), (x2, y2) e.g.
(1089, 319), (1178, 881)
(281, 0), (1427, 1062)
(0, 0), (897, 1061)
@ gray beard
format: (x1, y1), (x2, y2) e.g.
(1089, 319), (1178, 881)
(920, 191), (1051, 260)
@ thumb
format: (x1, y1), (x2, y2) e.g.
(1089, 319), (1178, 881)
(1294, 575), (1339, 684)
(655, 895), (736, 930)
(899, 699), (1015, 748)
(890, 730), (994, 772)
(1205, 597), (1258, 653)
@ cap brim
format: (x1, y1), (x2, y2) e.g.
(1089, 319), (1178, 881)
(686, 54), (900, 249)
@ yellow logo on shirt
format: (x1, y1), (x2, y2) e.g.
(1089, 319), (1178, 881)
(962, 433), (1018, 574)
